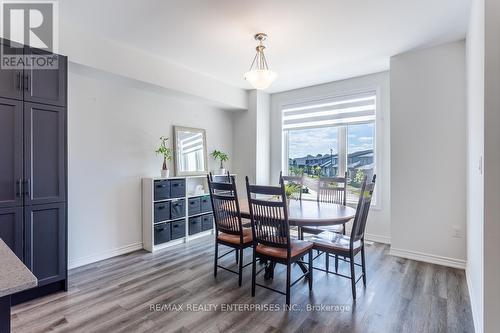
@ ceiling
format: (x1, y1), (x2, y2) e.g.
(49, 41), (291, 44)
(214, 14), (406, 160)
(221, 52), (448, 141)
(60, 0), (471, 93)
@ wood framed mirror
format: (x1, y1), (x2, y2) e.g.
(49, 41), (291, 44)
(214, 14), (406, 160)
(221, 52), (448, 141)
(173, 126), (208, 176)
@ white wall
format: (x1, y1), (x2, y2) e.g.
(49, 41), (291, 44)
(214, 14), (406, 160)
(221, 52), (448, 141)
(466, 0), (484, 330)
(232, 90), (271, 194)
(255, 92), (271, 185)
(60, 25), (247, 111)
(269, 72), (391, 244)
(68, 63), (235, 268)
(390, 41), (467, 268)
(483, 0), (500, 330)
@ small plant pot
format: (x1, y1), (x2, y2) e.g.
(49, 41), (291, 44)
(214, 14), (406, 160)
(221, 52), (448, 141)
(161, 169), (170, 178)
(219, 168), (226, 175)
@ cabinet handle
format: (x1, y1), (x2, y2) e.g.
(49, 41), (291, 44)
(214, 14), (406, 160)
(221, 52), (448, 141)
(16, 72), (21, 91)
(24, 178), (31, 197)
(157, 206), (165, 210)
(24, 75), (30, 92)
(16, 179), (22, 197)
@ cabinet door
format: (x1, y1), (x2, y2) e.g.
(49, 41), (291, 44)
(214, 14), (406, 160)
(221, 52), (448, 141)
(0, 40), (23, 100)
(24, 48), (66, 107)
(24, 203), (66, 286)
(0, 98), (23, 208)
(0, 207), (23, 260)
(24, 103), (66, 205)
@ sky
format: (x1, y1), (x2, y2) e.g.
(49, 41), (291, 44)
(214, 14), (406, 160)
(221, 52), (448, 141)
(288, 123), (374, 158)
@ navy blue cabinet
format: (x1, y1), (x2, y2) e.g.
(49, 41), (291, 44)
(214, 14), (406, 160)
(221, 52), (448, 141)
(24, 203), (66, 286)
(24, 49), (67, 107)
(24, 103), (66, 206)
(0, 41), (23, 101)
(0, 98), (23, 209)
(0, 38), (67, 304)
(0, 207), (23, 260)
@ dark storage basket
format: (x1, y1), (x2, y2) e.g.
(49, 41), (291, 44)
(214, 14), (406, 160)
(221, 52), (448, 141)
(154, 202), (170, 223)
(154, 180), (170, 201)
(188, 197), (201, 216)
(154, 223), (171, 245)
(171, 220), (186, 240)
(189, 216), (202, 235)
(202, 214), (214, 231)
(170, 199), (185, 220)
(200, 196), (212, 213)
(170, 179), (186, 198)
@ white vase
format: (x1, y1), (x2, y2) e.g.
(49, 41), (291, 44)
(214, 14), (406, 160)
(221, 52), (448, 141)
(161, 169), (170, 178)
(219, 168), (226, 175)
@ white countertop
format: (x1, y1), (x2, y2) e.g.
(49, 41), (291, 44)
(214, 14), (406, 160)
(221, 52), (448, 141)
(0, 239), (37, 298)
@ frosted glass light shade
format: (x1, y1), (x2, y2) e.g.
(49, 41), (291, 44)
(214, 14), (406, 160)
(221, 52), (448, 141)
(244, 69), (277, 90)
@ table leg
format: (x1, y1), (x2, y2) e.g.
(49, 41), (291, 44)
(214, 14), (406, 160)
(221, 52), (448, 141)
(264, 261), (276, 280)
(0, 295), (11, 333)
(297, 261), (308, 275)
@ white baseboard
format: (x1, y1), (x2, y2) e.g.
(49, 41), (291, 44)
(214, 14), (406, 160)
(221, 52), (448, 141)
(390, 247), (466, 269)
(466, 268), (482, 333)
(364, 233), (391, 244)
(69, 242), (143, 270)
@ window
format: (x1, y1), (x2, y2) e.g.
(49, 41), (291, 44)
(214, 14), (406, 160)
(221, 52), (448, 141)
(282, 91), (376, 203)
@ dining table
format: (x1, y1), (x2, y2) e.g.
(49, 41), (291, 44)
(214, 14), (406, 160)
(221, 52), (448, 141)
(238, 199), (357, 279)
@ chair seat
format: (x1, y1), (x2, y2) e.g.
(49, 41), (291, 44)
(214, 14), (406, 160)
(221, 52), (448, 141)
(218, 228), (253, 245)
(301, 224), (344, 235)
(312, 231), (362, 255)
(256, 239), (313, 259)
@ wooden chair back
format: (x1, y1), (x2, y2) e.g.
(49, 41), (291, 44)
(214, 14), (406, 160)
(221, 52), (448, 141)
(209, 171), (232, 183)
(350, 175), (376, 244)
(207, 175), (243, 237)
(245, 177), (291, 252)
(317, 172), (348, 205)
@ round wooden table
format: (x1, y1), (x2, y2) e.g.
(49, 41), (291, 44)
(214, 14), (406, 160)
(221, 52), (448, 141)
(239, 199), (356, 279)
(239, 199), (356, 227)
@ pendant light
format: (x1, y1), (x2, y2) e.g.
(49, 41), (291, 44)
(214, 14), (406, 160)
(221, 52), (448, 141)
(244, 33), (277, 90)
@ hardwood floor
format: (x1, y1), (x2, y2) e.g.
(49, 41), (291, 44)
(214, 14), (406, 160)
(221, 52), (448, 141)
(12, 236), (474, 333)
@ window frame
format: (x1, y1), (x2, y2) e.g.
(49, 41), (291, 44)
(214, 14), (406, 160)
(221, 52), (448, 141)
(281, 88), (382, 209)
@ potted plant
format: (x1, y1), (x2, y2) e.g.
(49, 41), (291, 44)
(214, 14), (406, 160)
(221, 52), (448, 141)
(211, 150), (229, 175)
(155, 136), (173, 178)
(284, 183), (300, 205)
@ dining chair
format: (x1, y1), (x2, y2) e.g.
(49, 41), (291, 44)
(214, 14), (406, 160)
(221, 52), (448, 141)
(311, 174), (376, 300)
(299, 172), (348, 271)
(208, 175), (252, 287)
(245, 176), (313, 305)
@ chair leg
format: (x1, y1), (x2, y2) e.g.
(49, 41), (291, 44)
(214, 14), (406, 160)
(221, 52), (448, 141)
(251, 250), (256, 297)
(361, 246), (367, 286)
(298, 227), (303, 240)
(308, 250), (313, 291)
(235, 248), (239, 264)
(214, 241), (218, 278)
(350, 253), (356, 300)
(325, 252), (329, 272)
(335, 255), (339, 273)
(286, 262), (291, 306)
(238, 248), (244, 287)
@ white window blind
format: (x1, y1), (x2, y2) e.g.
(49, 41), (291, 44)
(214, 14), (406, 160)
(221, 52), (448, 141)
(282, 91), (376, 130)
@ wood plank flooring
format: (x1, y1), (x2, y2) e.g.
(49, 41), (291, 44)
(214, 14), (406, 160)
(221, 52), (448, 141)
(11, 236), (474, 333)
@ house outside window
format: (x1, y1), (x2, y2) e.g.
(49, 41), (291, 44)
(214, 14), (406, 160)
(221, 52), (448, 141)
(282, 91), (377, 203)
